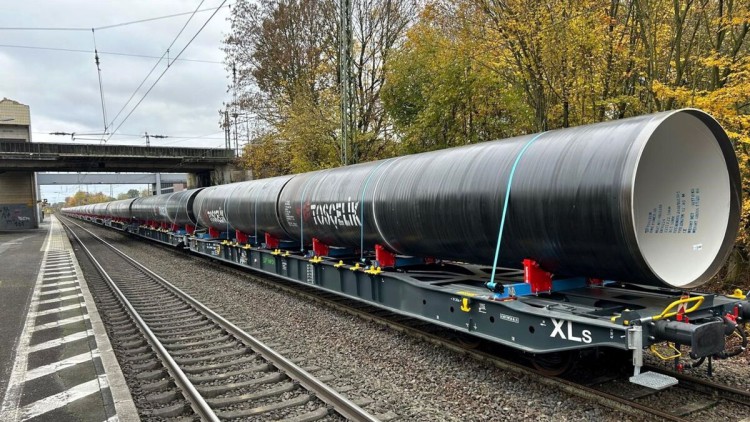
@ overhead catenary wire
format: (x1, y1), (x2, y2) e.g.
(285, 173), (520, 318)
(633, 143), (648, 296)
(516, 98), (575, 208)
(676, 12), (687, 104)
(0, 44), (222, 64)
(106, 0), (208, 136)
(105, 0), (228, 143)
(0, 5), (229, 32)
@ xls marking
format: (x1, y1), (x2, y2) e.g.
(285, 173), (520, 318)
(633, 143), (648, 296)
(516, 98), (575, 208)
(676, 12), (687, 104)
(550, 318), (592, 344)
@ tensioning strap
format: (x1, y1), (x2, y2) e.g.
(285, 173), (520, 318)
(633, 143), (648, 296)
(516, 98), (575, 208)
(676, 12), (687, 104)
(489, 132), (546, 286)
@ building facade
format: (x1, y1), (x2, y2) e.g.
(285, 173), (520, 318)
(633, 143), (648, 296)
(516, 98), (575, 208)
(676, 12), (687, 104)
(0, 98), (38, 230)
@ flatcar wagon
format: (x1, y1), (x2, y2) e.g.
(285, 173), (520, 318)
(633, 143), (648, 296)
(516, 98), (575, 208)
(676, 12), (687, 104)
(63, 109), (749, 390)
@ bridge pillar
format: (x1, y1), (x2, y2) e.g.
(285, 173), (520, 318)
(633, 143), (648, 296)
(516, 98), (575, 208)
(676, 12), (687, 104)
(0, 98), (38, 230)
(0, 171), (38, 230)
(187, 165), (252, 188)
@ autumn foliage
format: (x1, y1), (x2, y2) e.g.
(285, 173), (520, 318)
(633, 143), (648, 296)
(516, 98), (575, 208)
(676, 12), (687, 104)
(64, 191), (114, 207)
(225, 0), (750, 289)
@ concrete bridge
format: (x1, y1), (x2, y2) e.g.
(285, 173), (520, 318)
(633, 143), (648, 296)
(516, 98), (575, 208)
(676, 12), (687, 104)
(0, 141), (233, 172)
(36, 173), (188, 185)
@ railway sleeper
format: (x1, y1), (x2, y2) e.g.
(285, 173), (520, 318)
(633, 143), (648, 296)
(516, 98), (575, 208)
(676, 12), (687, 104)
(123, 352), (156, 363)
(168, 340), (240, 357)
(148, 319), (214, 334)
(196, 372), (286, 397)
(281, 407), (331, 422)
(120, 338), (147, 349)
(121, 345), (150, 355)
(135, 368), (168, 381)
(172, 347), (250, 365)
(146, 402), (189, 419)
(188, 363), (273, 383)
(140, 378), (175, 392)
(138, 307), (195, 318)
(206, 381), (298, 407)
(180, 353), (260, 373)
(138, 304), (192, 315)
(215, 393), (312, 419)
(130, 359), (160, 371)
(145, 389), (180, 405)
(163, 334), (231, 350)
(157, 327), (224, 343)
(145, 314), (206, 328)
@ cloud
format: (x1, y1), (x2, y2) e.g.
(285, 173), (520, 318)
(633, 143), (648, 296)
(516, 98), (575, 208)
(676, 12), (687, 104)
(0, 0), (232, 146)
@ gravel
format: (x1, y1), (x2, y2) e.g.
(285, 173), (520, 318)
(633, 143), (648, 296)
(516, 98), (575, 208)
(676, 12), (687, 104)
(87, 226), (749, 421)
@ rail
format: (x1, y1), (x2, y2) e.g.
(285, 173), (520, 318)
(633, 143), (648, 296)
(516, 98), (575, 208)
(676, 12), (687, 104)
(60, 216), (379, 421)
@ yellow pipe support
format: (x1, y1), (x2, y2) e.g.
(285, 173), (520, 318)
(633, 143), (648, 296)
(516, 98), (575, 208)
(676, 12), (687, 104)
(652, 296), (705, 321)
(365, 266), (382, 275)
(727, 289), (747, 300)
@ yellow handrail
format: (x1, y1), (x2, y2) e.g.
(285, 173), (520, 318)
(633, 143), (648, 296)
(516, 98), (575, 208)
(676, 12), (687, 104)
(652, 296), (704, 321)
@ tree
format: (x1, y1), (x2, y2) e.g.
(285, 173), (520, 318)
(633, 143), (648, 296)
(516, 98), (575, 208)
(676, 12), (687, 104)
(64, 191), (114, 207)
(223, 0), (416, 176)
(381, 0), (750, 287)
(382, 3), (532, 152)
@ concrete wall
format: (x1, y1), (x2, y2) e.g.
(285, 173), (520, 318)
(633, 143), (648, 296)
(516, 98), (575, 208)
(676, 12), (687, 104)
(0, 99), (37, 230)
(0, 172), (37, 230)
(0, 204), (35, 230)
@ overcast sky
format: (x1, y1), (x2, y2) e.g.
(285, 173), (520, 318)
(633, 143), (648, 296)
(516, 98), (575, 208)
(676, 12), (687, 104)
(0, 1), (235, 202)
(1, 0), (232, 147)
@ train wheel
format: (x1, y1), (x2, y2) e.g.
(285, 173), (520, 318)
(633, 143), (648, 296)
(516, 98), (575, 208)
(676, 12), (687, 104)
(530, 351), (575, 376)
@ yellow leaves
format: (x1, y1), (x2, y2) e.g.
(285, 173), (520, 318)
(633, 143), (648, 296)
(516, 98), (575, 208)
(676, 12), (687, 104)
(700, 54), (735, 70)
(64, 191), (114, 207)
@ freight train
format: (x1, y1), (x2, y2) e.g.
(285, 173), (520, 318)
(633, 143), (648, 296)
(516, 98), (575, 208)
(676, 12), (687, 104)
(63, 109), (749, 389)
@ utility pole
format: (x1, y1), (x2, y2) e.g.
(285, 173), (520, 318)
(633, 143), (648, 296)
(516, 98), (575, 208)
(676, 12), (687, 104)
(142, 132), (168, 147)
(339, 0), (353, 166)
(232, 62), (240, 157)
(224, 110), (231, 150)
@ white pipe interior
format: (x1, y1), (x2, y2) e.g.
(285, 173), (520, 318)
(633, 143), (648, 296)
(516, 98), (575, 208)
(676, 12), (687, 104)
(633, 112), (730, 288)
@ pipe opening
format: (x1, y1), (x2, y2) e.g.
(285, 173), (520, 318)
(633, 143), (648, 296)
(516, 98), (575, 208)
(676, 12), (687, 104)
(633, 112), (731, 288)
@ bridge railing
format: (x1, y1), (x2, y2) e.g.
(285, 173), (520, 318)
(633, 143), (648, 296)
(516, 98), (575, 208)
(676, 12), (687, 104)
(0, 142), (234, 159)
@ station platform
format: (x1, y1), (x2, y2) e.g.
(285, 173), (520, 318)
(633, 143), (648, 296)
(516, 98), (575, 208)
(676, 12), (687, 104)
(0, 216), (138, 421)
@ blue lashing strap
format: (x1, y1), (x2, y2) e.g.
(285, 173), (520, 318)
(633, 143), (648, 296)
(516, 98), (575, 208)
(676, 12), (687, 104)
(489, 132), (546, 287)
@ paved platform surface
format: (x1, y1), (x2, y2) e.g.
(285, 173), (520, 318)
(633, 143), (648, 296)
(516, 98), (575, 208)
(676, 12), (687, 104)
(0, 216), (139, 421)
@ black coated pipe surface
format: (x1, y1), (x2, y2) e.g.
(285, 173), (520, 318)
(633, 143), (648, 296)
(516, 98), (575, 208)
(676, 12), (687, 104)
(64, 109), (741, 289)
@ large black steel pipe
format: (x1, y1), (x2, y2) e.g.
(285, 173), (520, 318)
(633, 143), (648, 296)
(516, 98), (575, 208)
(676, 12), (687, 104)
(277, 109), (740, 288)
(192, 176), (293, 238)
(131, 189), (203, 225)
(106, 198), (137, 219)
(62, 109), (740, 289)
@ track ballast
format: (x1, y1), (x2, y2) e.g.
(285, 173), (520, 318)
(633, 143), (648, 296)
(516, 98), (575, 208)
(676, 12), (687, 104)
(60, 216), (377, 421)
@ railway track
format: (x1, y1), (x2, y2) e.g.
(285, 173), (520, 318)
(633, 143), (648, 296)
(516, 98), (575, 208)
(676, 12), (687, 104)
(66, 217), (750, 422)
(60, 217), (378, 421)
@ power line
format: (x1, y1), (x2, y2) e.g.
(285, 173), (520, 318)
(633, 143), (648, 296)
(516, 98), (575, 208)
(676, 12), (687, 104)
(106, 0), (228, 143)
(36, 131), (224, 140)
(106, 0), (207, 136)
(0, 43), (223, 64)
(0, 5), (230, 32)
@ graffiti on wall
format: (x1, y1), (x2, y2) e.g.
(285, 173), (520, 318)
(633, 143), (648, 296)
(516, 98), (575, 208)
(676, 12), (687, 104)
(0, 204), (34, 230)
